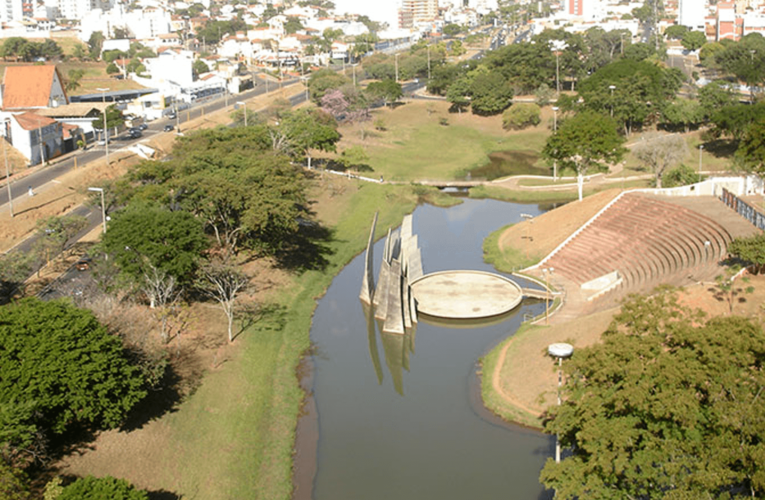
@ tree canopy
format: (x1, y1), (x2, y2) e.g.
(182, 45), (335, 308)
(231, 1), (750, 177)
(578, 59), (683, 135)
(541, 291), (765, 499)
(543, 110), (626, 200)
(102, 202), (208, 286)
(0, 298), (146, 463)
(736, 116), (765, 176)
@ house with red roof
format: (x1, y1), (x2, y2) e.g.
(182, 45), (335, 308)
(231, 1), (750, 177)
(0, 65), (68, 110)
(0, 65), (70, 165)
(1, 112), (64, 166)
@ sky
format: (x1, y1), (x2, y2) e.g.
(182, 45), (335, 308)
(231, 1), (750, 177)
(332, 0), (400, 28)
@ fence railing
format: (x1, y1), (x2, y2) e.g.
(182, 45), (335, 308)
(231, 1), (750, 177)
(720, 187), (765, 230)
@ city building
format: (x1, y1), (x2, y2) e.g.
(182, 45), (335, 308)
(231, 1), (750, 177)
(679, 0), (706, 30)
(0, 65), (68, 110)
(399, 0), (439, 28)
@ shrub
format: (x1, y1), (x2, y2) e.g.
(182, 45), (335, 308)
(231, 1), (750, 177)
(502, 103), (541, 130)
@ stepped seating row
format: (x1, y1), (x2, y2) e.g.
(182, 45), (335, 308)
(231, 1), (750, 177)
(544, 194), (733, 296)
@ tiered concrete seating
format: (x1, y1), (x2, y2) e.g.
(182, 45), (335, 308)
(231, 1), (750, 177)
(544, 193), (733, 299)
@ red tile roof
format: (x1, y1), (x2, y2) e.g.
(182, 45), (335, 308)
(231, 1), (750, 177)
(2, 65), (67, 110)
(14, 112), (56, 131)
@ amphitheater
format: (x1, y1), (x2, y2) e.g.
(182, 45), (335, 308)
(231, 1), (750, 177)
(522, 177), (765, 324)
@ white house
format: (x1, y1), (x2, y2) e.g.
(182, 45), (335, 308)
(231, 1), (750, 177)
(0, 112), (64, 165)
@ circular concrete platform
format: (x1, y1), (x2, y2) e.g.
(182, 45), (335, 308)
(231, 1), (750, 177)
(410, 270), (523, 320)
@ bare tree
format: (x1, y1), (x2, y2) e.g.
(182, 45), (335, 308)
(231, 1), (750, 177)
(632, 132), (689, 189)
(200, 262), (249, 343)
(141, 263), (181, 343)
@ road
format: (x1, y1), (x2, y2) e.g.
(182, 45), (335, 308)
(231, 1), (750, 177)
(0, 78), (300, 209)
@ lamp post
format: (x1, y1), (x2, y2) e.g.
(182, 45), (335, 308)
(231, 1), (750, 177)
(548, 342), (574, 464)
(88, 187), (106, 234)
(552, 106), (559, 181)
(236, 101), (247, 127)
(550, 40), (567, 97)
(609, 85), (616, 118)
(543, 267), (554, 324)
(96, 87), (109, 164)
(698, 144), (704, 182)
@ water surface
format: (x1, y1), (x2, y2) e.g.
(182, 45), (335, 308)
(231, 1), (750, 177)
(308, 199), (554, 500)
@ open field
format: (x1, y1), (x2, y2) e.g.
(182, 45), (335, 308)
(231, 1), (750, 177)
(331, 99), (549, 182)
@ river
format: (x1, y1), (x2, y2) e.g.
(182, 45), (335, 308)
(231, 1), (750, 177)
(301, 198), (555, 500)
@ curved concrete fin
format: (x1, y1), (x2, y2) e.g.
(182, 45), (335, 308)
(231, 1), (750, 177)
(359, 212), (378, 304)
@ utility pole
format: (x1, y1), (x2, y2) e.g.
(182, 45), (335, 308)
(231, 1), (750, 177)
(97, 87), (110, 164)
(3, 135), (12, 217)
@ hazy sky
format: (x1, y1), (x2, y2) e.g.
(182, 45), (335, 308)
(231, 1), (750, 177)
(332, 0), (400, 28)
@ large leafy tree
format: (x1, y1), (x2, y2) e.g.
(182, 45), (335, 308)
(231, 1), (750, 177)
(102, 202), (208, 286)
(728, 233), (765, 273)
(0, 298), (146, 463)
(365, 79), (403, 107)
(543, 110), (626, 200)
(716, 34), (765, 102)
(736, 116), (765, 176)
(578, 59), (682, 135)
(541, 291), (765, 499)
(127, 127), (309, 257)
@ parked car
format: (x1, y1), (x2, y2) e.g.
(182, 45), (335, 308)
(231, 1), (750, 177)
(163, 124), (175, 132)
(128, 129), (142, 139)
(138, 123), (148, 130)
(75, 257), (91, 271)
(97, 138), (110, 146)
(167, 112), (177, 120)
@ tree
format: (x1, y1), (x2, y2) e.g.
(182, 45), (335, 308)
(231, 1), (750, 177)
(442, 24), (462, 37)
(736, 116), (765, 176)
(92, 105), (124, 132)
(308, 68), (350, 104)
(664, 24), (688, 40)
(716, 34), (765, 102)
(450, 40), (466, 56)
(0, 253), (32, 302)
(58, 476), (148, 500)
(541, 291), (765, 499)
(34, 215), (88, 261)
(543, 110), (626, 200)
(87, 31), (105, 60)
(711, 102), (765, 140)
(502, 103), (541, 130)
(102, 202), (208, 287)
(0, 298), (146, 463)
(339, 145), (370, 170)
(632, 132), (689, 188)
(698, 80), (737, 118)
(661, 98), (703, 132)
(140, 263), (180, 343)
(274, 108), (340, 165)
(284, 16), (303, 34)
(681, 30), (707, 51)
(728, 232), (765, 273)
(699, 41), (725, 68)
(199, 262), (249, 343)
(64, 69), (85, 91)
(105, 62), (119, 75)
(192, 59), (209, 77)
(578, 59), (682, 135)
(445, 76), (471, 113)
(0, 462), (29, 500)
(365, 79), (403, 107)
(71, 44), (88, 61)
(469, 71), (514, 115)
(663, 163), (697, 187)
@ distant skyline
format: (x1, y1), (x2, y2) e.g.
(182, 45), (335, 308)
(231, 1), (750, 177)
(333, 0), (400, 28)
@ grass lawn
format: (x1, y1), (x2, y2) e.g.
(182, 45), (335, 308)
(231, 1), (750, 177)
(334, 100), (551, 182)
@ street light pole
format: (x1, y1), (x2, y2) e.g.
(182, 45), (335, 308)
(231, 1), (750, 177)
(544, 267), (554, 324)
(96, 87), (109, 164)
(548, 343), (574, 464)
(609, 85), (616, 118)
(88, 187), (106, 234)
(237, 101), (247, 127)
(698, 144), (704, 182)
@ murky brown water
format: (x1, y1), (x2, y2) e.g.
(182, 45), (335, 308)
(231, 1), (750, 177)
(297, 199), (555, 500)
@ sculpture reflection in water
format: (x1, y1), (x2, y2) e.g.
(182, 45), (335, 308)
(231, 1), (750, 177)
(361, 301), (416, 396)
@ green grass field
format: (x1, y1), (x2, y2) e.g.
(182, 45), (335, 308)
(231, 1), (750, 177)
(153, 183), (423, 499)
